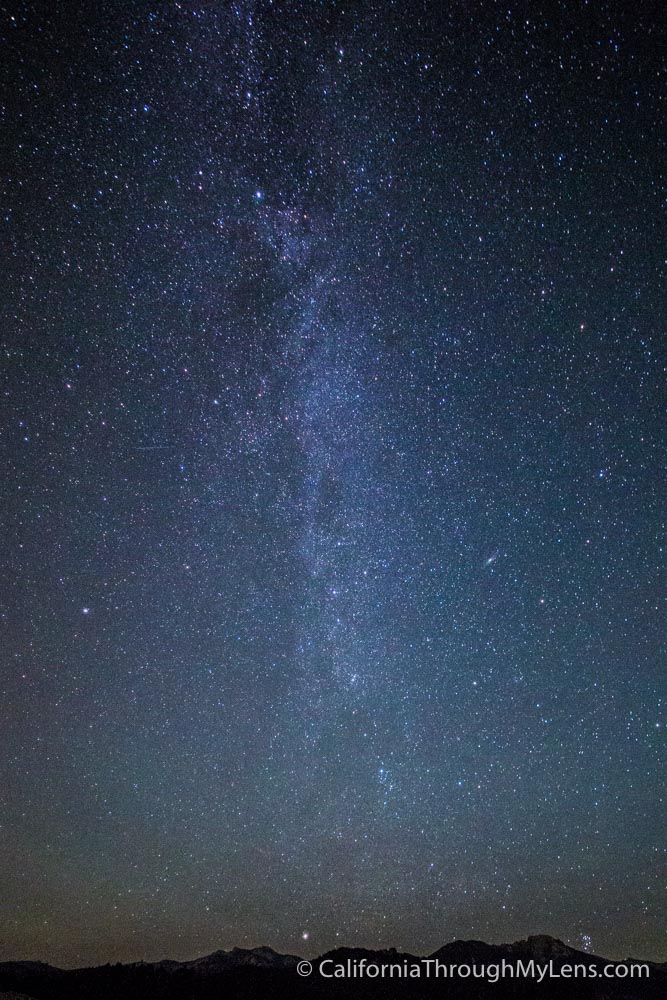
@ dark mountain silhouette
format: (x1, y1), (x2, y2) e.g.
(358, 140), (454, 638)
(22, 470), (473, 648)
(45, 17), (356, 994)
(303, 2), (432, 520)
(178, 944), (300, 972)
(0, 935), (664, 999)
(429, 934), (616, 967)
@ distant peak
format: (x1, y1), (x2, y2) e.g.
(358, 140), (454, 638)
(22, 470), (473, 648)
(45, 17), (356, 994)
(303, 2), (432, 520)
(231, 946), (279, 956)
(510, 935), (581, 959)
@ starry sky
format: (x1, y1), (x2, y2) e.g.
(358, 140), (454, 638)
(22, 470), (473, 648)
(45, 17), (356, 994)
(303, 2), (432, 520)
(1, 0), (664, 969)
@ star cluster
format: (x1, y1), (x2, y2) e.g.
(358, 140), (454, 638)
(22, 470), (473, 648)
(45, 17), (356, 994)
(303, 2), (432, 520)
(0, 0), (664, 967)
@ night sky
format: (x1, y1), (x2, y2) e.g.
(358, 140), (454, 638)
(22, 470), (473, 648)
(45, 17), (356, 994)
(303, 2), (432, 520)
(1, 0), (664, 969)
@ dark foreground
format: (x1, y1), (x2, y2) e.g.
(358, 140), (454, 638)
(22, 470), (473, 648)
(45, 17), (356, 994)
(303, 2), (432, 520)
(1, 936), (664, 1000)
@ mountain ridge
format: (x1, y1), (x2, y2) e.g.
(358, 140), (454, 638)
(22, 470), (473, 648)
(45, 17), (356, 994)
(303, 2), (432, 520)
(1, 935), (664, 999)
(3, 934), (664, 972)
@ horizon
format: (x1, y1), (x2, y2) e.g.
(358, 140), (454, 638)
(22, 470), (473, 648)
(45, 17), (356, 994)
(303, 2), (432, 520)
(3, 929), (665, 971)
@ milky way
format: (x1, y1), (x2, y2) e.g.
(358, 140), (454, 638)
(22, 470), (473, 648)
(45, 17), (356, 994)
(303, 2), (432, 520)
(1, 0), (664, 967)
